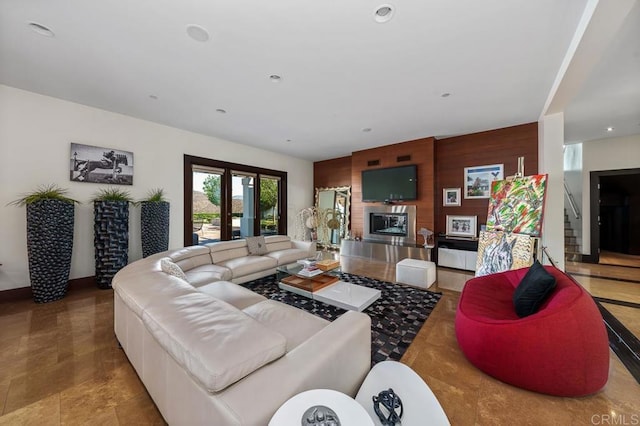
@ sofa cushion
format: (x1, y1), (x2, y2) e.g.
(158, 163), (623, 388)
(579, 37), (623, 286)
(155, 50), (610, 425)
(243, 300), (329, 352)
(198, 281), (266, 310)
(513, 261), (557, 317)
(246, 235), (268, 255)
(265, 248), (312, 266)
(184, 264), (232, 287)
(113, 270), (196, 317)
(218, 256), (278, 279)
(160, 257), (188, 281)
(142, 292), (287, 392)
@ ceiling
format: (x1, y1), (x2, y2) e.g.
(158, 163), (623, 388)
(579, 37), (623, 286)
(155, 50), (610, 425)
(0, 0), (637, 161)
(564, 0), (640, 144)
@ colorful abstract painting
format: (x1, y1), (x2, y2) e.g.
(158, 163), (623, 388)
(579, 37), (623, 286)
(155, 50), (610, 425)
(475, 231), (534, 277)
(486, 174), (548, 237)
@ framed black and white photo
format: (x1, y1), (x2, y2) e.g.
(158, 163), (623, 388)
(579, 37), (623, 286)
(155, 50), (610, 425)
(70, 143), (134, 185)
(446, 215), (478, 238)
(464, 164), (503, 199)
(443, 188), (461, 206)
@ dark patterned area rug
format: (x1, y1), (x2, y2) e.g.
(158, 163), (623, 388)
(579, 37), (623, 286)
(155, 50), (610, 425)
(241, 273), (442, 365)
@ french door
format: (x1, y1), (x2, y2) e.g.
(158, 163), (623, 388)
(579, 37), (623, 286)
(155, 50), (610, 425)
(184, 155), (287, 246)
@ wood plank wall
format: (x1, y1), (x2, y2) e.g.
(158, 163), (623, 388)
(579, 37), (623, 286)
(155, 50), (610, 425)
(313, 156), (352, 189)
(313, 122), (538, 239)
(351, 138), (436, 243)
(435, 122), (538, 233)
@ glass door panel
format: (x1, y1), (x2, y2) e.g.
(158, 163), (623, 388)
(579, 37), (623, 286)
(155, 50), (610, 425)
(259, 175), (280, 236)
(192, 167), (223, 244)
(231, 172), (255, 239)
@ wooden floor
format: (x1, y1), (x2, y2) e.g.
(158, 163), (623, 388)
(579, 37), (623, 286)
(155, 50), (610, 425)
(1, 259), (639, 425)
(598, 250), (640, 268)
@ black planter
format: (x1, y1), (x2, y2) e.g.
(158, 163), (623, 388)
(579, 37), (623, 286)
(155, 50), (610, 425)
(26, 200), (75, 303)
(94, 200), (129, 289)
(140, 201), (170, 257)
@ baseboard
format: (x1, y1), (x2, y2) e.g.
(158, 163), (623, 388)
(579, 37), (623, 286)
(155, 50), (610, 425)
(0, 276), (96, 303)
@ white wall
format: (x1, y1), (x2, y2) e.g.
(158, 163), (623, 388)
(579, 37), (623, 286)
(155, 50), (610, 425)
(563, 143), (583, 249)
(538, 112), (565, 269)
(581, 133), (640, 254)
(0, 85), (313, 291)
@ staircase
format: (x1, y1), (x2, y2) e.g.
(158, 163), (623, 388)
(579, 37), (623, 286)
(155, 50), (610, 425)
(564, 209), (582, 262)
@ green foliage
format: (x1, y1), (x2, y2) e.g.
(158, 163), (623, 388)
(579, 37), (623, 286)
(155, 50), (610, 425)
(260, 179), (278, 213)
(203, 175), (221, 206)
(142, 188), (166, 202)
(9, 184), (78, 206)
(91, 187), (134, 203)
(260, 218), (277, 230)
(193, 212), (219, 221)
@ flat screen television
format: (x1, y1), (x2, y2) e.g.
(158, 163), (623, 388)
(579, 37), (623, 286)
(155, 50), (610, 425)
(361, 164), (417, 202)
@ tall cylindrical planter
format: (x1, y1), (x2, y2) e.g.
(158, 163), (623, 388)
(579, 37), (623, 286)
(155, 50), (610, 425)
(140, 201), (170, 257)
(94, 200), (129, 289)
(26, 200), (75, 303)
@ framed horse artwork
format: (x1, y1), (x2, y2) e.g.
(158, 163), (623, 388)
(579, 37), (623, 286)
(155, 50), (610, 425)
(70, 143), (134, 185)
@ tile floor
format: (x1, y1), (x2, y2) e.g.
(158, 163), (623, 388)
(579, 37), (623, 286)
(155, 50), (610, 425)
(1, 258), (639, 425)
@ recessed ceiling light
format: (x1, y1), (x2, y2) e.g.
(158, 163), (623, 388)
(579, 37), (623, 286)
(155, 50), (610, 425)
(362, 128), (372, 132)
(374, 5), (395, 23)
(186, 24), (210, 42)
(27, 22), (54, 37)
(286, 139), (292, 142)
(441, 93), (451, 98)
(269, 75), (282, 82)
(606, 127), (614, 132)
(149, 95), (158, 100)
(215, 108), (226, 114)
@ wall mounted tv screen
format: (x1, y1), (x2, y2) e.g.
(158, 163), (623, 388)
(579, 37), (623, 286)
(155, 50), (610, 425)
(361, 165), (418, 202)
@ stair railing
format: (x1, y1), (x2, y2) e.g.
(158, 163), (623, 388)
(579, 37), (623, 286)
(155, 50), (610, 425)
(564, 182), (581, 220)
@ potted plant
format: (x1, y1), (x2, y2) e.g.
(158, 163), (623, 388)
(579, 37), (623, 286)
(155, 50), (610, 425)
(9, 185), (78, 303)
(139, 188), (170, 257)
(92, 187), (133, 289)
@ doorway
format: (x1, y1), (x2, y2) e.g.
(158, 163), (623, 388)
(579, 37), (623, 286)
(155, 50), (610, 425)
(184, 155), (288, 247)
(590, 168), (640, 265)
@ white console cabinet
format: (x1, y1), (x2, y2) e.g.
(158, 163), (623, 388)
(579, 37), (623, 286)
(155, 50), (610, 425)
(436, 237), (478, 272)
(437, 248), (477, 271)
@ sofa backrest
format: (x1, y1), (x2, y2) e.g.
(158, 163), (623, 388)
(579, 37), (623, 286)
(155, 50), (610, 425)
(168, 245), (213, 272)
(208, 239), (250, 263)
(264, 235), (293, 252)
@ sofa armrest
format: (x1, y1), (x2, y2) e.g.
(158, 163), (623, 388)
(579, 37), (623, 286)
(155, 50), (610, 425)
(218, 310), (371, 425)
(292, 240), (316, 257)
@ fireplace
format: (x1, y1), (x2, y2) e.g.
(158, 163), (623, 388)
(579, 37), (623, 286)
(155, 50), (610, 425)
(363, 205), (417, 245)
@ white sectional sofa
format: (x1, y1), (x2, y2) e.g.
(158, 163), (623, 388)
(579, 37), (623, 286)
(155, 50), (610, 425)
(113, 235), (372, 425)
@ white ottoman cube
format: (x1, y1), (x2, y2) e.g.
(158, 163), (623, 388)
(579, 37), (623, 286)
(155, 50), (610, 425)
(396, 258), (436, 289)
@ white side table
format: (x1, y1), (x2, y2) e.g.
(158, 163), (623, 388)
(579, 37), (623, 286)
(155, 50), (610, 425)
(355, 361), (450, 425)
(269, 389), (374, 426)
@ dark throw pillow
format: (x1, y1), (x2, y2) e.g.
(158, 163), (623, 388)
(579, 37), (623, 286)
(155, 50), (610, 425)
(246, 235), (268, 255)
(513, 261), (557, 318)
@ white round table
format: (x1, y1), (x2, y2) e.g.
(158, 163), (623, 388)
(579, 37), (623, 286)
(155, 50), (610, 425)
(269, 389), (374, 426)
(355, 361), (450, 425)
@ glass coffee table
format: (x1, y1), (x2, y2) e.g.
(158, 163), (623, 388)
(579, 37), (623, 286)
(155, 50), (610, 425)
(276, 261), (381, 312)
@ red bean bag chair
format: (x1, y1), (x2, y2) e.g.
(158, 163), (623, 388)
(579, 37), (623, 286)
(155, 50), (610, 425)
(455, 265), (609, 396)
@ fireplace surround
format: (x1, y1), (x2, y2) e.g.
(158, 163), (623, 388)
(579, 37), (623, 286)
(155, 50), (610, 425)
(363, 205), (417, 245)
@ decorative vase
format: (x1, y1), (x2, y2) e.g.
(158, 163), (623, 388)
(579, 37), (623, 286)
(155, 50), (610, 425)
(26, 200), (75, 303)
(140, 201), (170, 257)
(94, 200), (129, 289)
